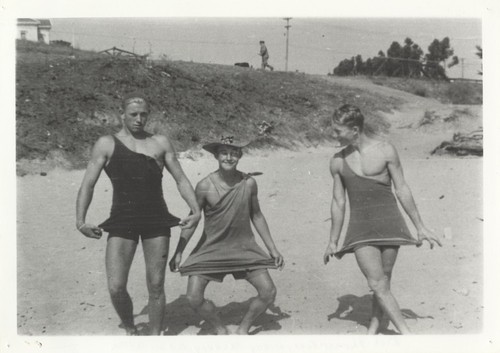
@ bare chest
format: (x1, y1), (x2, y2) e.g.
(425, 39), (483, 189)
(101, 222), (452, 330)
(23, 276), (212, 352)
(344, 149), (389, 180)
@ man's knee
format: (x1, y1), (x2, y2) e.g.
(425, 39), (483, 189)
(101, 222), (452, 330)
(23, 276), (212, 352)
(186, 292), (205, 309)
(108, 281), (127, 298)
(367, 276), (390, 295)
(147, 279), (165, 300)
(258, 284), (277, 304)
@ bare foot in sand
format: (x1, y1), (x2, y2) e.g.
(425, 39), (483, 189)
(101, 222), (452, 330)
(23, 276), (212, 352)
(234, 327), (249, 335)
(125, 326), (139, 335)
(215, 325), (230, 335)
(367, 318), (380, 335)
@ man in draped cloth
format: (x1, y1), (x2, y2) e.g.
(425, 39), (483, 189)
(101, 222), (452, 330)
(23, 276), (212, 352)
(169, 136), (284, 335)
(76, 93), (200, 335)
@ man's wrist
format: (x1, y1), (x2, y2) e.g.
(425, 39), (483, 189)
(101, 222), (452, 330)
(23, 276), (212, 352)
(76, 221), (85, 229)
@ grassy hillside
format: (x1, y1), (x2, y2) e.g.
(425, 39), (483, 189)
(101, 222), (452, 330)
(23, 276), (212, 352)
(370, 76), (482, 105)
(18, 40), (481, 172)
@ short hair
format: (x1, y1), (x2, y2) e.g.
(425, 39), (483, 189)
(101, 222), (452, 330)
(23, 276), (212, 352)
(259, 40), (265, 44)
(122, 92), (150, 111)
(332, 104), (364, 131)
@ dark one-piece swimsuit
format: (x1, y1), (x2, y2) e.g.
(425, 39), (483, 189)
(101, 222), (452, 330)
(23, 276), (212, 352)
(98, 136), (180, 239)
(334, 149), (417, 259)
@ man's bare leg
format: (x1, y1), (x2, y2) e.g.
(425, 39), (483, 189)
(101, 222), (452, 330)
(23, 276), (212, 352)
(105, 237), (138, 335)
(367, 246), (398, 334)
(142, 234), (169, 335)
(235, 270), (277, 335)
(186, 276), (229, 335)
(355, 246), (410, 335)
(368, 294), (384, 335)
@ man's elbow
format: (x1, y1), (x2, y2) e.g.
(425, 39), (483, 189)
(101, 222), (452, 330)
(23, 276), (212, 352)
(78, 184), (94, 197)
(394, 184), (411, 199)
(332, 199), (346, 210)
(251, 212), (264, 223)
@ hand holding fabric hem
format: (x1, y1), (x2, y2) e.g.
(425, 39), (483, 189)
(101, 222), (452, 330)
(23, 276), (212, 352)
(169, 253), (182, 272)
(323, 243), (337, 265)
(417, 226), (442, 249)
(270, 249), (284, 270)
(78, 224), (103, 240)
(179, 213), (200, 229)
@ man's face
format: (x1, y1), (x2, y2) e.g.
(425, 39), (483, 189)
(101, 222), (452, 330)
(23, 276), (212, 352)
(122, 102), (149, 133)
(216, 146), (242, 171)
(332, 123), (358, 146)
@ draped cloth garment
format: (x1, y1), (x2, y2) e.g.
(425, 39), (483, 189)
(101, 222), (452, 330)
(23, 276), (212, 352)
(180, 173), (276, 276)
(334, 150), (417, 259)
(98, 136), (180, 234)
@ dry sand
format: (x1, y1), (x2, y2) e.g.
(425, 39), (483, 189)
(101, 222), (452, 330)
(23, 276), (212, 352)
(8, 80), (494, 353)
(16, 104), (484, 336)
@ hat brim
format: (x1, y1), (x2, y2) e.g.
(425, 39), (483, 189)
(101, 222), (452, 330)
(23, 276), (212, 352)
(202, 142), (249, 155)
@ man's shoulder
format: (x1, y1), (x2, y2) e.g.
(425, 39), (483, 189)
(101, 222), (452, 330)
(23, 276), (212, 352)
(95, 134), (114, 144)
(94, 135), (115, 150)
(330, 150), (345, 169)
(150, 134), (174, 152)
(376, 140), (398, 160)
(196, 175), (214, 191)
(244, 175), (258, 192)
(244, 174), (257, 185)
(150, 133), (169, 145)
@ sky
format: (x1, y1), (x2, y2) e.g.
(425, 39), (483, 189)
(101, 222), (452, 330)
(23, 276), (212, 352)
(47, 17), (482, 79)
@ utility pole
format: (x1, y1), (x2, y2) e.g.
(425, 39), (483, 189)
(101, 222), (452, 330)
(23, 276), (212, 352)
(461, 58), (464, 78)
(283, 17), (292, 72)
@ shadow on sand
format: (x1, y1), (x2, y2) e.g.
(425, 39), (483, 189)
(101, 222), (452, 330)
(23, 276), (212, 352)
(135, 295), (290, 335)
(327, 294), (434, 335)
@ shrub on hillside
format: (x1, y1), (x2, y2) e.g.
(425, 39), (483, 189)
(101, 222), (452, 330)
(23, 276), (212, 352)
(445, 82), (482, 105)
(413, 86), (428, 97)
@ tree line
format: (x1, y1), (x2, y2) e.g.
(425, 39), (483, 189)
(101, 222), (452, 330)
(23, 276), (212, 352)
(332, 37), (464, 80)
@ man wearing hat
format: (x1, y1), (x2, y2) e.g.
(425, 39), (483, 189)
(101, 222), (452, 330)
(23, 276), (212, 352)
(259, 40), (274, 71)
(169, 136), (284, 335)
(76, 93), (200, 335)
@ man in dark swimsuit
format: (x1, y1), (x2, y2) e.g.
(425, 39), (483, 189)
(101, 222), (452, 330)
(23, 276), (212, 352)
(76, 93), (200, 335)
(323, 104), (441, 334)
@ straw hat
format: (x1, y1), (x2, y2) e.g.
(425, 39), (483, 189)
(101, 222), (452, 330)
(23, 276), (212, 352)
(202, 135), (250, 155)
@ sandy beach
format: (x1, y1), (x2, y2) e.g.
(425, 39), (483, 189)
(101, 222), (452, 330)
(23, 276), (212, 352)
(16, 91), (483, 336)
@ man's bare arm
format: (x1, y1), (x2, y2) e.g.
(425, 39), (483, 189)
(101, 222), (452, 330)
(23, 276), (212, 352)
(169, 180), (207, 272)
(157, 135), (201, 228)
(249, 178), (284, 269)
(385, 142), (442, 248)
(324, 155), (346, 264)
(75, 136), (112, 239)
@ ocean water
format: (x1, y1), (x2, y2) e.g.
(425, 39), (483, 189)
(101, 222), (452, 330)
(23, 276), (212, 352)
(49, 17), (482, 79)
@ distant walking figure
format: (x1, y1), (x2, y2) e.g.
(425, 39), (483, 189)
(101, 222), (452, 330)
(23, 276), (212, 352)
(169, 136), (284, 335)
(259, 40), (274, 71)
(75, 93), (200, 335)
(323, 104), (442, 335)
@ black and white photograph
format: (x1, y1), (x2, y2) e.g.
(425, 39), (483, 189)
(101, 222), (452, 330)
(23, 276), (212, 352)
(1, 1), (498, 352)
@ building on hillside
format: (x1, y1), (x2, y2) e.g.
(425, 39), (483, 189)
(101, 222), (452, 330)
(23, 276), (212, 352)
(17, 18), (52, 44)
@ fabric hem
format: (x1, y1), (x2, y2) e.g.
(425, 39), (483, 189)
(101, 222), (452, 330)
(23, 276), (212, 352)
(179, 263), (276, 277)
(335, 239), (417, 259)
